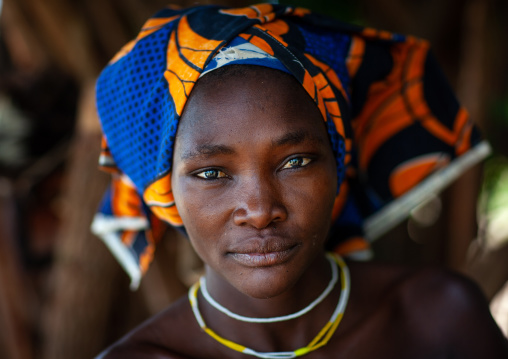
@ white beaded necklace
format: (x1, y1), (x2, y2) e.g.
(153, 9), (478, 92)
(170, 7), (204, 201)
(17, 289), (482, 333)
(188, 253), (350, 359)
(199, 253), (339, 323)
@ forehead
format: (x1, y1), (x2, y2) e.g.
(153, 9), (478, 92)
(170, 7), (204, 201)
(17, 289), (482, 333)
(177, 66), (324, 136)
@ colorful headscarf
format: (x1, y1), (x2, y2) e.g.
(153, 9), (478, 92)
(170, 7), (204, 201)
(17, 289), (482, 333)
(92, 4), (489, 289)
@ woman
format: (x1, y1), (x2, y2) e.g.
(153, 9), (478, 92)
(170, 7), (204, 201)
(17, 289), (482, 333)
(93, 4), (508, 358)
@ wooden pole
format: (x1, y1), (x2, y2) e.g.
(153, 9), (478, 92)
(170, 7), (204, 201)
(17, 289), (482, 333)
(40, 82), (124, 359)
(0, 180), (32, 359)
(446, 0), (488, 270)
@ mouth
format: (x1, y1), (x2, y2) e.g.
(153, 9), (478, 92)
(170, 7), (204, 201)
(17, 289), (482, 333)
(228, 242), (300, 267)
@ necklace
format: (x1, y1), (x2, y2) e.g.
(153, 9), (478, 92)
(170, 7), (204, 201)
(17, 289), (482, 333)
(188, 253), (350, 359)
(200, 253), (338, 323)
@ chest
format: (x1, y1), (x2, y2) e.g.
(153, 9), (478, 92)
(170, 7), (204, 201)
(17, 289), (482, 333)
(176, 316), (449, 359)
(311, 303), (449, 359)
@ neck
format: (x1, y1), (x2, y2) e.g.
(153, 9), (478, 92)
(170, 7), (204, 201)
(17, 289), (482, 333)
(193, 252), (348, 354)
(204, 252), (332, 319)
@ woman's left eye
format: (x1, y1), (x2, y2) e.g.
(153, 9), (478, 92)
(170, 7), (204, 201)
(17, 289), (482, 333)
(196, 169), (227, 179)
(281, 157), (312, 169)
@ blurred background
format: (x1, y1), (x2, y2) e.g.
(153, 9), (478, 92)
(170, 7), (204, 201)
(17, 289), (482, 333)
(0, 0), (507, 358)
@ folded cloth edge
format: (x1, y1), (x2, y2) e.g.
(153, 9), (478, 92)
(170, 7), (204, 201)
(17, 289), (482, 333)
(364, 140), (492, 241)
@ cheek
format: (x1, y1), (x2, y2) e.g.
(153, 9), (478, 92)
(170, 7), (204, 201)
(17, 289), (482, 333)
(172, 188), (215, 261)
(283, 166), (337, 234)
(172, 179), (231, 243)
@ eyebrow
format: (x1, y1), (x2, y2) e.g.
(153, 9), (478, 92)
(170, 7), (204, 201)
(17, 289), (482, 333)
(272, 130), (322, 147)
(180, 144), (235, 160)
(180, 130), (322, 161)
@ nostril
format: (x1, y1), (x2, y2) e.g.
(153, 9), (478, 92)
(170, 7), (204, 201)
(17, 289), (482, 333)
(271, 210), (286, 224)
(232, 202), (287, 229)
(232, 177), (288, 228)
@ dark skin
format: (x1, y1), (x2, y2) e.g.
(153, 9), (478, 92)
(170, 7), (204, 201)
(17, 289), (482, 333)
(98, 67), (508, 359)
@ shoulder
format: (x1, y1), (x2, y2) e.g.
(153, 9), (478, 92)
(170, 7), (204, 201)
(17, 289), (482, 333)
(348, 261), (508, 357)
(399, 267), (508, 357)
(390, 266), (495, 328)
(348, 260), (489, 313)
(96, 296), (209, 359)
(394, 266), (488, 329)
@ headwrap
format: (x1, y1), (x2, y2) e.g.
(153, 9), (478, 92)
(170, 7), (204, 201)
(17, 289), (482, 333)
(92, 4), (490, 289)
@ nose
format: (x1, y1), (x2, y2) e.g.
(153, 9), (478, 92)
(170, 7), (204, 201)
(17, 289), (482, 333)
(232, 174), (288, 229)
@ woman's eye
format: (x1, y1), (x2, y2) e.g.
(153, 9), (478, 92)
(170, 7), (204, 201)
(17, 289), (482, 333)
(282, 157), (312, 169)
(196, 169), (227, 179)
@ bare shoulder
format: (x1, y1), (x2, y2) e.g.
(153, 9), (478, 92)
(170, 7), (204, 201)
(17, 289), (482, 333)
(347, 260), (508, 358)
(96, 295), (209, 359)
(402, 266), (508, 356)
(398, 265), (491, 311)
(348, 259), (491, 313)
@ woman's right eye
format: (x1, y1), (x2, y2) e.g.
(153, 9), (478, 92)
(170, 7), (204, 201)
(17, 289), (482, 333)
(195, 169), (227, 180)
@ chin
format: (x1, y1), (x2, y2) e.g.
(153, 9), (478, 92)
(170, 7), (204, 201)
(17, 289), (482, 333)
(231, 266), (300, 299)
(239, 284), (290, 300)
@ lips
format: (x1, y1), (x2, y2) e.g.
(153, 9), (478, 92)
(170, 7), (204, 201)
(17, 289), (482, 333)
(227, 239), (300, 267)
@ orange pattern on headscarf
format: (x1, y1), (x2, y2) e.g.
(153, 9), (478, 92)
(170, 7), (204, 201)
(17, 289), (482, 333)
(144, 174), (183, 226)
(164, 16), (223, 117)
(346, 36), (365, 78)
(219, 4), (275, 22)
(110, 16), (178, 64)
(354, 40), (429, 170)
(111, 176), (143, 217)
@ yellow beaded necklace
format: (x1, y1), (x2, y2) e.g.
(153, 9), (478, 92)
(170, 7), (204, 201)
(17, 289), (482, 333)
(188, 253), (350, 358)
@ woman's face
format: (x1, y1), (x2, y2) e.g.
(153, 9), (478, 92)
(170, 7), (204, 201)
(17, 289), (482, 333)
(172, 67), (338, 299)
